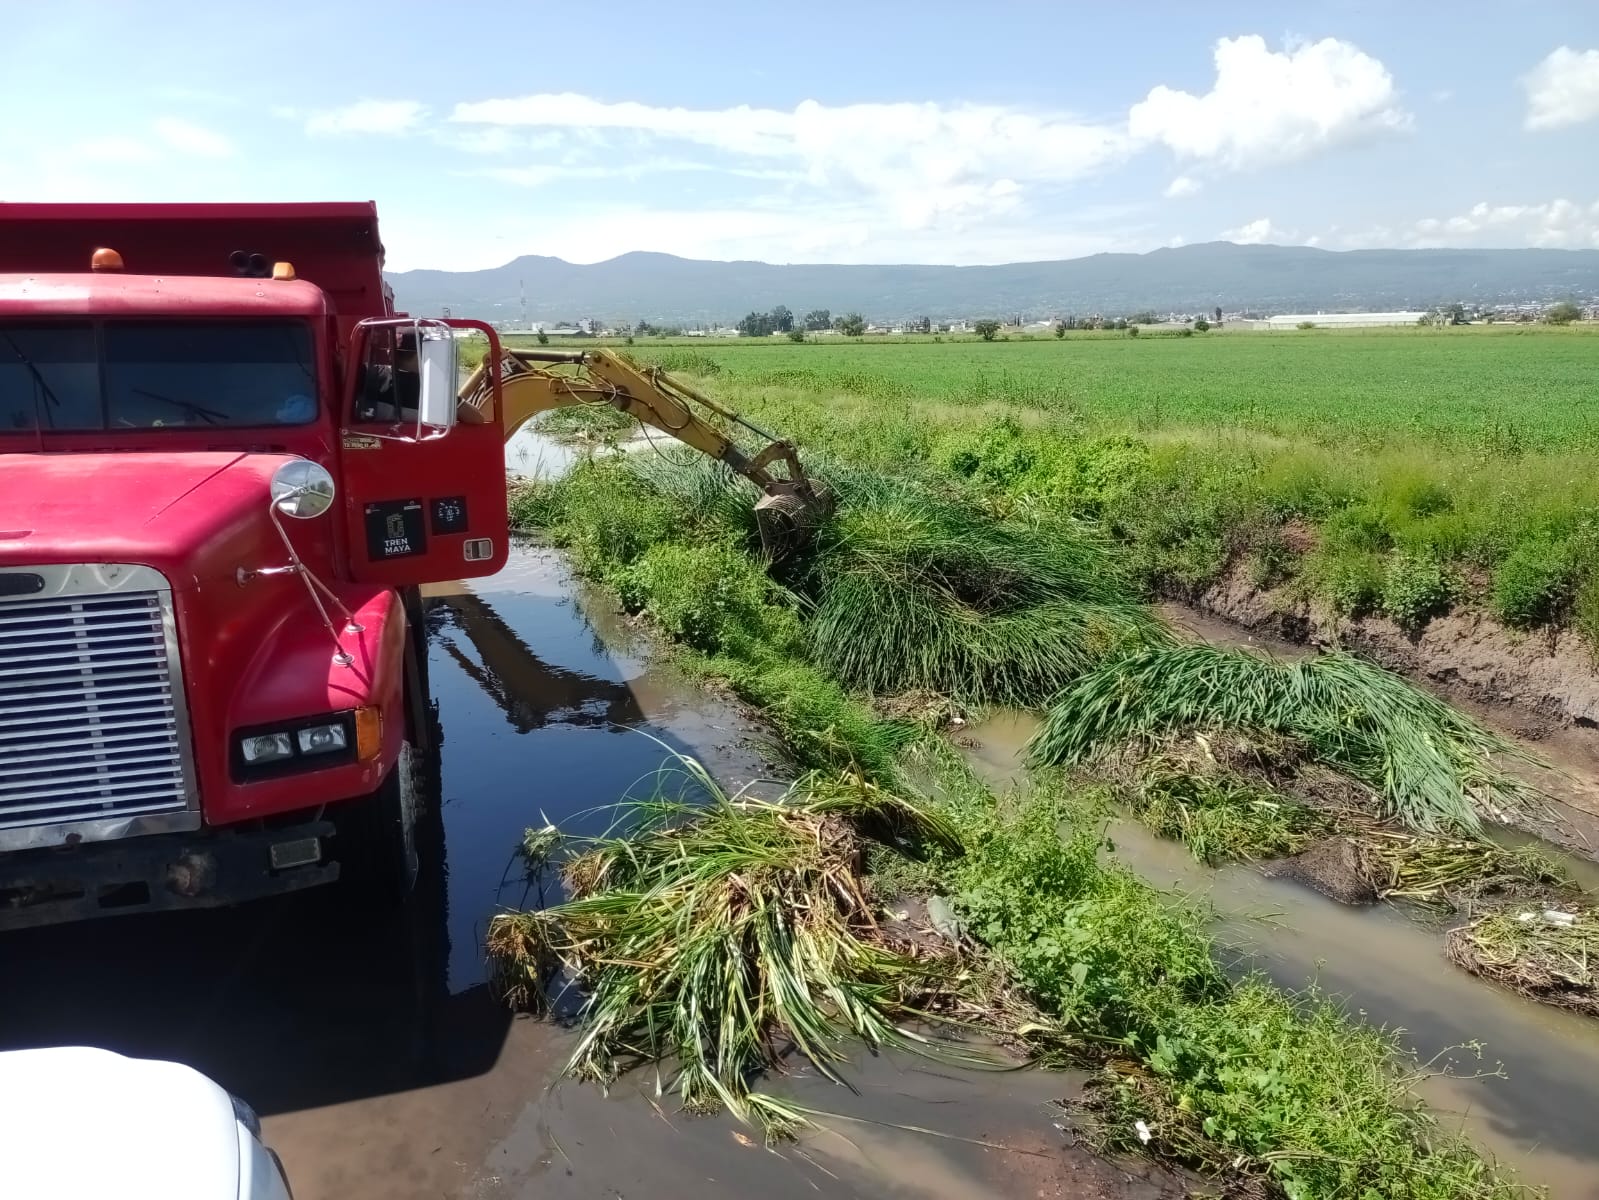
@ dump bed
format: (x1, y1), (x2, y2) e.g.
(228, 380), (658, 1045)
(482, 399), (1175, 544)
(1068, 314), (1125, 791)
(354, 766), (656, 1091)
(0, 202), (393, 329)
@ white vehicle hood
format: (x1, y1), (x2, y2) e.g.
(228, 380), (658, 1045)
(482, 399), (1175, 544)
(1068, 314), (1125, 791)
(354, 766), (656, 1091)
(0, 1046), (243, 1199)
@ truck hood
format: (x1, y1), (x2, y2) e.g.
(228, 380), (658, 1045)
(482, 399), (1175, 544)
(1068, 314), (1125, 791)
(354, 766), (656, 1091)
(0, 451), (295, 577)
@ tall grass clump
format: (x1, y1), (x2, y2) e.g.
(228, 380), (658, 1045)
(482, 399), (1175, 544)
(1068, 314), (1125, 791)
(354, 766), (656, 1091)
(1028, 644), (1535, 834)
(487, 760), (974, 1135)
(804, 473), (1168, 704)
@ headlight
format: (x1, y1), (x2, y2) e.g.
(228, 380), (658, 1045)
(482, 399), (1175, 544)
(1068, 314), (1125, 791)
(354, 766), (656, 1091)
(232, 712), (359, 780)
(296, 723), (348, 755)
(241, 733), (294, 764)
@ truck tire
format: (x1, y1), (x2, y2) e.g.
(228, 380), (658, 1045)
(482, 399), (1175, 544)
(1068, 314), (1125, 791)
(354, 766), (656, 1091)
(339, 739), (420, 902)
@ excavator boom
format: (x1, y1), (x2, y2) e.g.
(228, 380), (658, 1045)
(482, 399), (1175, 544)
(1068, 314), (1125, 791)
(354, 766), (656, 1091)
(458, 347), (831, 557)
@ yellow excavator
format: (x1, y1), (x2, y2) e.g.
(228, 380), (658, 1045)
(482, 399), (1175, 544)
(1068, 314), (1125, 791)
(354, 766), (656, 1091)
(456, 347), (832, 558)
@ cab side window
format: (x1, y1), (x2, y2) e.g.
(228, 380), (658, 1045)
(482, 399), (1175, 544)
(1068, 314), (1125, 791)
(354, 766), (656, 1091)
(353, 329), (421, 425)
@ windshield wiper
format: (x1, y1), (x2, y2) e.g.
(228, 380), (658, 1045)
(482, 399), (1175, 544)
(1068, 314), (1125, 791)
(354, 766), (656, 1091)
(0, 331), (60, 430)
(132, 388), (229, 427)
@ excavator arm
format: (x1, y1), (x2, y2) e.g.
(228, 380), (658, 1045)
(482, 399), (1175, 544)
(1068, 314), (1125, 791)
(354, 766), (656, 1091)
(458, 347), (831, 557)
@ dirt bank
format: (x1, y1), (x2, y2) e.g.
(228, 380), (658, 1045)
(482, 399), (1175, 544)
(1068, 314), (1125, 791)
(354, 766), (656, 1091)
(1185, 566), (1599, 730)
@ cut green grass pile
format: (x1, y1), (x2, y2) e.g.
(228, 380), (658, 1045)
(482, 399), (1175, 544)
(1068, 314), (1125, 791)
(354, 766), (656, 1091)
(1128, 766), (1328, 865)
(803, 473), (1164, 704)
(1447, 907), (1599, 1016)
(1028, 643), (1535, 834)
(488, 763), (980, 1135)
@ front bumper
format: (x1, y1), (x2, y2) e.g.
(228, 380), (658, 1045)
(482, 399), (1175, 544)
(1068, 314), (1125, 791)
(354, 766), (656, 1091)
(0, 820), (337, 932)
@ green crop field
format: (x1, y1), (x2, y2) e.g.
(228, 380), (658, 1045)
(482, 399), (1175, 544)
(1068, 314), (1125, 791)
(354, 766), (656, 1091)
(637, 326), (1598, 452)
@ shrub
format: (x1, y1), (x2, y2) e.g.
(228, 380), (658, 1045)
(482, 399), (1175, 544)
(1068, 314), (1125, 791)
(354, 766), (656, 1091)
(1193, 318), (1210, 332)
(974, 319), (1002, 341)
(1312, 548), (1385, 617)
(1297, 321), (1317, 330)
(1575, 577), (1599, 656)
(618, 540), (798, 656)
(1491, 538), (1577, 628)
(1383, 552), (1452, 631)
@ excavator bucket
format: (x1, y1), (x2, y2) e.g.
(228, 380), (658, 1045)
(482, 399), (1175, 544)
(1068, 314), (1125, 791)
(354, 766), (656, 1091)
(753, 481), (834, 560)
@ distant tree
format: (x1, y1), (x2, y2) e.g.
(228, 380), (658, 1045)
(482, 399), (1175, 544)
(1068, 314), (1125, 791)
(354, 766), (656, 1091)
(1546, 300), (1581, 325)
(1193, 318), (1210, 332)
(769, 305), (795, 333)
(1062, 314), (1079, 330)
(839, 312), (867, 337)
(917, 315), (932, 334)
(1128, 310), (1157, 325)
(636, 320), (656, 336)
(803, 308), (832, 332)
(974, 319), (1002, 341)
(1113, 317), (1128, 330)
(535, 329), (550, 346)
(1127, 324), (1139, 338)
(1054, 319), (1067, 339)
(1447, 302), (1467, 325)
(1214, 306), (1222, 324)
(738, 311), (774, 337)
(787, 327), (806, 343)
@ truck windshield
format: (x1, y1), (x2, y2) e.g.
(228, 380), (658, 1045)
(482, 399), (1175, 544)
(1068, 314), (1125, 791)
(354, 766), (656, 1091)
(0, 320), (316, 431)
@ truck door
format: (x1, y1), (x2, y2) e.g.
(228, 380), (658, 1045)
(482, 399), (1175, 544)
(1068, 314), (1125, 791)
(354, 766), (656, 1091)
(337, 319), (510, 586)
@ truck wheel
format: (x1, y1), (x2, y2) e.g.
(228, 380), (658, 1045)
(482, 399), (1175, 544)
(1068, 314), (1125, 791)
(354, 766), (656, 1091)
(340, 740), (420, 901)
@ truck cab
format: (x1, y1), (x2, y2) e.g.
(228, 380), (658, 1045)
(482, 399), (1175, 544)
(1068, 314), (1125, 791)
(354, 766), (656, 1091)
(0, 202), (508, 928)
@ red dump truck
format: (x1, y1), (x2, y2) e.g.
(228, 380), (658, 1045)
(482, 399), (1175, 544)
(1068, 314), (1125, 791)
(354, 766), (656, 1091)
(0, 203), (510, 929)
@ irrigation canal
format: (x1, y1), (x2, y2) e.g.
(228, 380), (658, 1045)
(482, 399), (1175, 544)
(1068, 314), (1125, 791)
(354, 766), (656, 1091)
(0, 546), (1170, 1200)
(2, 438), (1598, 1196)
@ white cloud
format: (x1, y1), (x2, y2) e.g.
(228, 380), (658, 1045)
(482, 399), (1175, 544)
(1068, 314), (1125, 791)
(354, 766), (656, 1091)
(1523, 47), (1599, 130)
(1129, 35), (1409, 169)
(306, 99), (428, 137)
(1221, 217), (1300, 245)
(153, 117), (233, 158)
(1408, 197), (1599, 249)
(1164, 175), (1201, 198)
(449, 93), (1132, 230)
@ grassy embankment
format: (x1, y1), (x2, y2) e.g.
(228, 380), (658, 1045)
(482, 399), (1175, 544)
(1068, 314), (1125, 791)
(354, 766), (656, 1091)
(495, 453), (1548, 1198)
(547, 327), (1598, 646)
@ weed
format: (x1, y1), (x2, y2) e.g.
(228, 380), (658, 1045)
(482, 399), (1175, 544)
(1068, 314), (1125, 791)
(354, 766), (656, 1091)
(1575, 577), (1599, 656)
(1492, 537), (1577, 628)
(1382, 551), (1453, 631)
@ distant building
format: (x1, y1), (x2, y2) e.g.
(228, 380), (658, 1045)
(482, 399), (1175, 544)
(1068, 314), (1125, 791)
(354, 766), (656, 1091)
(1243, 311), (1429, 330)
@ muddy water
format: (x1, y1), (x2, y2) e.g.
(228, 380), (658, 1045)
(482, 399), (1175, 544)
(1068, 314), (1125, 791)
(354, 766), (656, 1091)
(0, 545), (1123, 1200)
(966, 709), (1599, 1197)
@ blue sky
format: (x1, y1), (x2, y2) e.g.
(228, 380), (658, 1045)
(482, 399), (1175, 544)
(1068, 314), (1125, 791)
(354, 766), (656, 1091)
(5, 2), (1598, 270)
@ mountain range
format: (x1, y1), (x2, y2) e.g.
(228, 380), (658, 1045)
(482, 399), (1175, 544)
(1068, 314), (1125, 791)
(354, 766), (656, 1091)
(386, 242), (1599, 325)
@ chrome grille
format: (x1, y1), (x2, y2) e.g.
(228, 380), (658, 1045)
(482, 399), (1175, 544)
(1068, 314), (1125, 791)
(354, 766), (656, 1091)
(0, 567), (195, 837)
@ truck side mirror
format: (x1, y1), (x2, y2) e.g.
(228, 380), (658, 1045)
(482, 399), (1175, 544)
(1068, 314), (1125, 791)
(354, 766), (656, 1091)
(416, 333), (458, 431)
